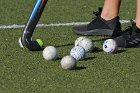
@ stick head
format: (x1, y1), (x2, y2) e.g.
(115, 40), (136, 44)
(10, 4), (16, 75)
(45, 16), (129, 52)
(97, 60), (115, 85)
(19, 37), (44, 51)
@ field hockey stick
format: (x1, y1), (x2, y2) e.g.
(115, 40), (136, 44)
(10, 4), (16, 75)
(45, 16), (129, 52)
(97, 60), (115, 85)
(20, 0), (48, 51)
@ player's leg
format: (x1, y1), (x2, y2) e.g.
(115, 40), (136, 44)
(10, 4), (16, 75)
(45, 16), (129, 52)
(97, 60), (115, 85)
(135, 0), (140, 28)
(101, 0), (121, 20)
(114, 0), (140, 48)
(73, 0), (122, 38)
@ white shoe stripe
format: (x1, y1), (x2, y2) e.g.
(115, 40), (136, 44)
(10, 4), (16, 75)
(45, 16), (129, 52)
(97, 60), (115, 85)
(132, 40), (139, 43)
(135, 38), (140, 42)
(129, 42), (135, 45)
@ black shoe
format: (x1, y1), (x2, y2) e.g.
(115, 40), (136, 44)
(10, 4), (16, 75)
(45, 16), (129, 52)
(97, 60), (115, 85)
(73, 8), (122, 38)
(114, 23), (140, 48)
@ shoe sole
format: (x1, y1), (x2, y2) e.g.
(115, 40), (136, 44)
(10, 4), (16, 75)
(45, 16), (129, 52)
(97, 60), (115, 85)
(73, 29), (114, 36)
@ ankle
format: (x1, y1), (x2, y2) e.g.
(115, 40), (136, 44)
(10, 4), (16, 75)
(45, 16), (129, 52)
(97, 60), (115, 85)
(136, 24), (140, 29)
(101, 13), (118, 21)
(135, 18), (140, 29)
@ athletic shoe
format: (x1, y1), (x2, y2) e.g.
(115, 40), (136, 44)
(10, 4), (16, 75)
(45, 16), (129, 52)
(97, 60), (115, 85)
(73, 8), (122, 38)
(114, 23), (140, 48)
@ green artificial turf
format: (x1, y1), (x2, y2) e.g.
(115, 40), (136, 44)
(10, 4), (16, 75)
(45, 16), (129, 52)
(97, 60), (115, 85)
(0, 0), (140, 93)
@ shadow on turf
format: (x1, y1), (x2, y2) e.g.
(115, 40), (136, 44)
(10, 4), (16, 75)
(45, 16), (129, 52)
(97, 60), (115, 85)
(55, 43), (74, 47)
(54, 37), (109, 48)
(92, 47), (103, 53)
(93, 37), (110, 42)
(83, 56), (96, 61)
(57, 56), (96, 61)
(116, 49), (126, 53)
(56, 57), (63, 60)
(75, 66), (86, 70)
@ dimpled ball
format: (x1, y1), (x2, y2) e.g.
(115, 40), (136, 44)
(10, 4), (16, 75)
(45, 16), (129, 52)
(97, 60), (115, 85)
(75, 37), (86, 46)
(103, 39), (118, 53)
(60, 55), (76, 70)
(43, 46), (58, 60)
(70, 46), (86, 61)
(75, 37), (94, 52)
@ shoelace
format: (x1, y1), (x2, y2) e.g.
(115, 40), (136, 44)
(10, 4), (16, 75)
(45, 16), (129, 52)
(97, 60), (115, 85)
(123, 20), (136, 35)
(92, 7), (102, 18)
(123, 26), (132, 35)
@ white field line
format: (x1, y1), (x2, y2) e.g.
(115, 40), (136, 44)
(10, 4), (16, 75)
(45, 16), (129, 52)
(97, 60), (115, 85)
(0, 20), (132, 29)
